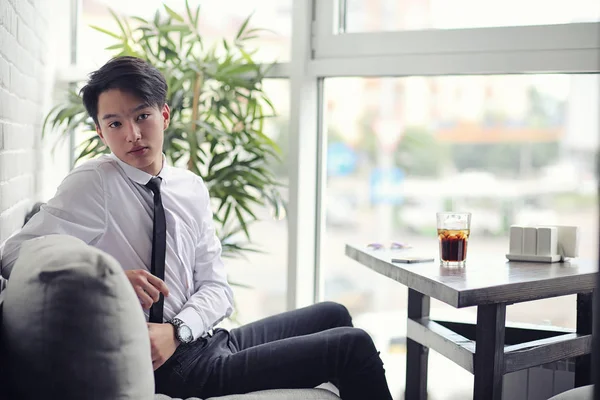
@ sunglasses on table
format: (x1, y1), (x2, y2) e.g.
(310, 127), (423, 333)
(366, 242), (412, 250)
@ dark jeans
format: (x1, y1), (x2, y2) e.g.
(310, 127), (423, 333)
(155, 302), (393, 400)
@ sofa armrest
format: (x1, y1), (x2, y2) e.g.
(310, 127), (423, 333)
(206, 389), (340, 400)
(155, 390), (340, 400)
(548, 385), (593, 400)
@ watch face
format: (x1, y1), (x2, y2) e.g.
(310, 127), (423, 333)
(179, 325), (193, 343)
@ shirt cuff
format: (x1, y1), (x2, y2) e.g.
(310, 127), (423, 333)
(174, 307), (206, 341)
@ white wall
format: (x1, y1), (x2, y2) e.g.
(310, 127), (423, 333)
(0, 0), (53, 244)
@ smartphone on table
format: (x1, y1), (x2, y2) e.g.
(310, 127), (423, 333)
(391, 256), (434, 264)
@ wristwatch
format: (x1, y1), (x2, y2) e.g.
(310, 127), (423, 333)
(169, 318), (194, 344)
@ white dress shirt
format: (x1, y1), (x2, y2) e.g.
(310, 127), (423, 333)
(1, 153), (234, 340)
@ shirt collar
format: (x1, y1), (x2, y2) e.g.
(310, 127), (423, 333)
(109, 153), (171, 185)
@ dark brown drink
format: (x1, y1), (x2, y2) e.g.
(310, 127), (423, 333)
(438, 229), (470, 262)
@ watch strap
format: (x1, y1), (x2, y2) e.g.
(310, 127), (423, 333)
(169, 317), (184, 328)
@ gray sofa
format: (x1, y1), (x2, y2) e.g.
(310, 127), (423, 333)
(0, 235), (340, 400)
(548, 386), (593, 399)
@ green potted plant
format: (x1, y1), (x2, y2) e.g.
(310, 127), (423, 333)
(43, 1), (285, 258)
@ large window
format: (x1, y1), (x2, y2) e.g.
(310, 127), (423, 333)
(321, 74), (598, 399)
(344, 0), (600, 32)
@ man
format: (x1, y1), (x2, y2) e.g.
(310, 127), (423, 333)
(0, 56), (393, 400)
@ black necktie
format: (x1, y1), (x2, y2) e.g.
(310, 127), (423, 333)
(146, 177), (166, 323)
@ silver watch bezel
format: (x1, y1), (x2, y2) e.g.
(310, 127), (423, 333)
(170, 318), (193, 343)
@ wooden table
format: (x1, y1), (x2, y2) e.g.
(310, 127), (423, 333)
(345, 244), (597, 400)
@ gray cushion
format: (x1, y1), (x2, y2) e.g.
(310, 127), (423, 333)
(206, 389), (341, 400)
(154, 388), (340, 400)
(548, 385), (594, 400)
(1, 235), (154, 400)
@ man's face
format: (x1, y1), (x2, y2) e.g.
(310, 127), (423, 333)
(96, 89), (170, 176)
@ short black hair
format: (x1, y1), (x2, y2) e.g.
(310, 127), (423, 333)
(80, 56), (168, 125)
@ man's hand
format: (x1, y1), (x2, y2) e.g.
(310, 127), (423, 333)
(148, 322), (179, 370)
(125, 269), (169, 310)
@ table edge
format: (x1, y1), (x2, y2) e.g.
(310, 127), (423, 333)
(345, 244), (461, 307)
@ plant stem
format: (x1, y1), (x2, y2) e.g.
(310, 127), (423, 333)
(188, 71), (203, 171)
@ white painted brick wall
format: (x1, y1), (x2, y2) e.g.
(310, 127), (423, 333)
(0, 0), (50, 246)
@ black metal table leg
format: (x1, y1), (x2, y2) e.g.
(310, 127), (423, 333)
(575, 292), (593, 387)
(406, 289), (430, 400)
(474, 303), (506, 400)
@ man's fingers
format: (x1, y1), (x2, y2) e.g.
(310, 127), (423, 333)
(126, 270), (168, 297)
(145, 273), (170, 297)
(141, 283), (161, 303)
(134, 286), (154, 310)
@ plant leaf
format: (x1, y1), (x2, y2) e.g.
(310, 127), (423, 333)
(235, 13), (253, 40)
(234, 207), (250, 239)
(89, 25), (121, 39)
(163, 4), (184, 22)
(108, 8), (128, 38)
(130, 16), (148, 24)
(158, 25), (190, 33)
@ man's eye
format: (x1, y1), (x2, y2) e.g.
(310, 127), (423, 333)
(137, 114), (150, 121)
(108, 121), (121, 128)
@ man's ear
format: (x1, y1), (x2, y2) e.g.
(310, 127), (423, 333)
(96, 124), (107, 145)
(162, 104), (171, 130)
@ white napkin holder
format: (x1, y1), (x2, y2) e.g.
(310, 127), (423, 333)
(506, 225), (579, 263)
